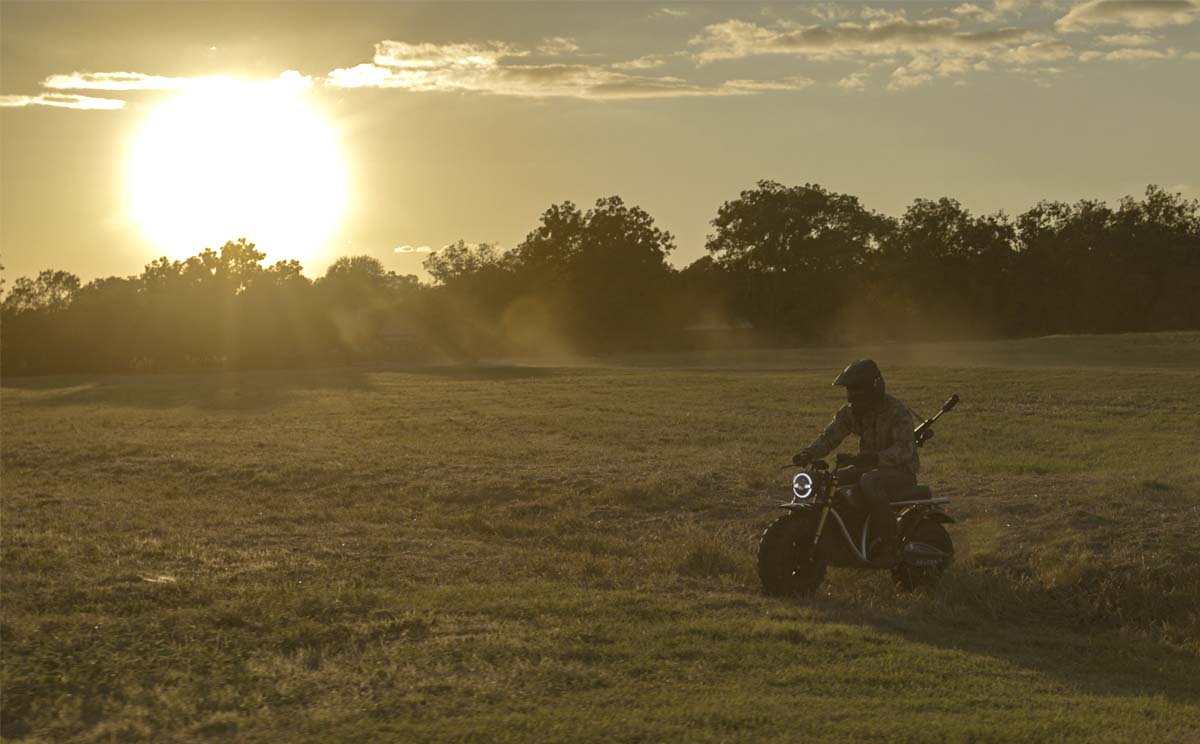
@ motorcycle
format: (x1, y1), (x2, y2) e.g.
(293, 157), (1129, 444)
(757, 394), (960, 596)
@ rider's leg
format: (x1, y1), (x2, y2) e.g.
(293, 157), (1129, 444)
(859, 468), (916, 564)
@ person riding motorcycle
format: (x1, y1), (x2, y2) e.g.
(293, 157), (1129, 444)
(792, 359), (918, 567)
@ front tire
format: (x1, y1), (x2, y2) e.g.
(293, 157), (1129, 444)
(892, 520), (953, 592)
(757, 513), (827, 597)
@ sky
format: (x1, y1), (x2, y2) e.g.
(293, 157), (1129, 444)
(2, 1), (1198, 283)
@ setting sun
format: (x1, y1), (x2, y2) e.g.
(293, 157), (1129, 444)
(126, 78), (347, 265)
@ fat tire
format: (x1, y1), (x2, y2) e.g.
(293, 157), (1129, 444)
(757, 513), (827, 597)
(892, 520), (954, 592)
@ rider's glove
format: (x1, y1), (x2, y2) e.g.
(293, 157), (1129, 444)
(851, 451), (879, 468)
(792, 450), (814, 466)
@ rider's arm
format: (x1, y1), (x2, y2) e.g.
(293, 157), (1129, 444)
(803, 405), (853, 460)
(875, 403), (917, 469)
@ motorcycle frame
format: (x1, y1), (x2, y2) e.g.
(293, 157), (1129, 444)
(781, 480), (951, 566)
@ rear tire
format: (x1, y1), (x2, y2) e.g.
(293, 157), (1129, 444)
(892, 520), (953, 592)
(757, 513), (827, 597)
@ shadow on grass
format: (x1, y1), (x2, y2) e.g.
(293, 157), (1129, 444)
(1, 367), (375, 411)
(807, 568), (1200, 705)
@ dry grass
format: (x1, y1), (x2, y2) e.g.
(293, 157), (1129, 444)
(2, 331), (1199, 742)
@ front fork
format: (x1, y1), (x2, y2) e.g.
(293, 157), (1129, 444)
(806, 505), (830, 562)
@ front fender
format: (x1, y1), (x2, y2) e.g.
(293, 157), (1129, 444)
(780, 502), (817, 512)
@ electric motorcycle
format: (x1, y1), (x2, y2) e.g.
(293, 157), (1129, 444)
(757, 395), (959, 596)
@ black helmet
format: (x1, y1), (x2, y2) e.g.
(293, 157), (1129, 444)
(833, 359), (885, 413)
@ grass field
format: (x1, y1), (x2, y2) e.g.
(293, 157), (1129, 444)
(3, 331), (1199, 742)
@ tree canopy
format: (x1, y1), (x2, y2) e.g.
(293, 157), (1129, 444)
(3, 184), (1197, 376)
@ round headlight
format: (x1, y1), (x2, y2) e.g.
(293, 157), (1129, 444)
(792, 472), (814, 500)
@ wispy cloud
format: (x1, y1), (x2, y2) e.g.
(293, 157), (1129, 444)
(536, 37), (580, 55)
(329, 40), (813, 99)
(1056, 0), (1199, 32)
(373, 41), (525, 69)
(0, 93), (125, 110)
(686, 11), (1113, 90)
(2, 70), (313, 113)
(807, 4), (857, 22)
(1080, 46), (1179, 61)
(42, 70), (313, 91)
(835, 71), (870, 91)
(652, 7), (689, 19)
(688, 18), (1040, 64)
(611, 54), (670, 70)
(952, 3), (1002, 23)
(1096, 32), (1161, 45)
(952, 0), (1034, 23)
(996, 40), (1076, 63)
(395, 245), (432, 253)
(721, 77), (814, 92)
(888, 70), (934, 91)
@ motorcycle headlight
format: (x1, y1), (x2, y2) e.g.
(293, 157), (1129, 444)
(792, 472), (814, 500)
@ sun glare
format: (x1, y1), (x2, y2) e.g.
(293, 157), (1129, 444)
(127, 80), (347, 267)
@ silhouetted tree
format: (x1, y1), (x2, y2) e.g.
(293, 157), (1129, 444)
(510, 196), (678, 350)
(2, 269), (80, 313)
(705, 181), (893, 340)
(869, 197), (1016, 338)
(316, 255), (421, 362)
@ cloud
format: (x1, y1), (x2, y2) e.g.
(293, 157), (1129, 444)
(952, 3), (1002, 23)
(721, 76), (815, 92)
(887, 69), (934, 90)
(835, 71), (870, 91)
(395, 245), (432, 253)
(860, 7), (909, 22)
(808, 4), (857, 22)
(1097, 32), (1162, 45)
(611, 55), (669, 70)
(1055, 1), (1199, 31)
(40, 70), (313, 92)
(1079, 45), (1179, 60)
(537, 37), (580, 55)
(996, 40), (1076, 63)
(3, 69), (313, 114)
(372, 41), (528, 71)
(688, 18), (1039, 63)
(329, 40), (815, 99)
(953, 0), (1035, 21)
(686, 11), (1094, 90)
(652, 7), (689, 19)
(0, 93), (126, 110)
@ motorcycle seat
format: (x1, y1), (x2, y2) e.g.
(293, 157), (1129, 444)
(894, 484), (932, 502)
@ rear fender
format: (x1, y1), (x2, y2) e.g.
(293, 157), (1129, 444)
(899, 505), (955, 524)
(923, 510), (955, 524)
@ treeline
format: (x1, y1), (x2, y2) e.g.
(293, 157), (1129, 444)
(2, 183), (1198, 376)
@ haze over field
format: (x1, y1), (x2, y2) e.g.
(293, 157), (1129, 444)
(2, 0), (1199, 281)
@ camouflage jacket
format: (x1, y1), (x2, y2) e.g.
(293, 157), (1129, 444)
(803, 393), (919, 474)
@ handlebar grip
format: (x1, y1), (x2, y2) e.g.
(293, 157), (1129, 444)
(943, 394), (959, 412)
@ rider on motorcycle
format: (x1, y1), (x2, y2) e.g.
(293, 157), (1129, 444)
(792, 359), (918, 567)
